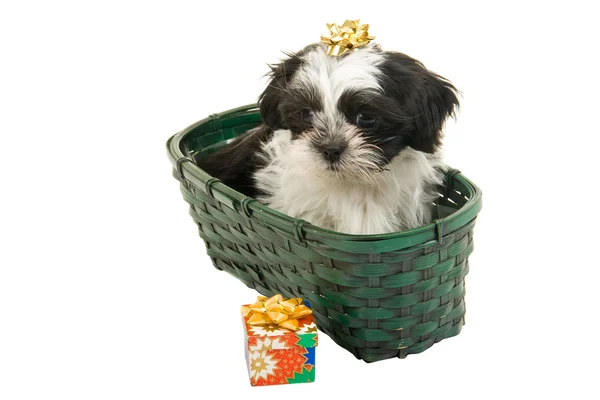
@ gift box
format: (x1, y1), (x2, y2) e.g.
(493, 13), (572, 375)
(241, 295), (318, 386)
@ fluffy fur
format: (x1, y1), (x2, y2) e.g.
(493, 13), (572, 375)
(196, 42), (459, 234)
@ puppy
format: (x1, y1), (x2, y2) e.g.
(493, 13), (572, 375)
(196, 43), (459, 234)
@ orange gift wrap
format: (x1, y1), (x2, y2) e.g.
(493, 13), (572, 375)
(241, 295), (318, 386)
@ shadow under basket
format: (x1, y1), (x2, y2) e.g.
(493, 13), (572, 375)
(166, 104), (483, 363)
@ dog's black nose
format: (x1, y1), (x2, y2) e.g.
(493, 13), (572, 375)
(322, 145), (345, 162)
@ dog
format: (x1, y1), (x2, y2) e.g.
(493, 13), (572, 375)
(195, 42), (459, 234)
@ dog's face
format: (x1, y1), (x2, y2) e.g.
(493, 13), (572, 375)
(259, 43), (459, 182)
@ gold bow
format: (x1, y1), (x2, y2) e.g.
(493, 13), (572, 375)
(241, 294), (313, 332)
(320, 19), (375, 56)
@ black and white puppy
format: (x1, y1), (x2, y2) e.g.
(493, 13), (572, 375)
(196, 43), (459, 234)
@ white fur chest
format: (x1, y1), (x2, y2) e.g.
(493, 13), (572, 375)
(253, 130), (445, 235)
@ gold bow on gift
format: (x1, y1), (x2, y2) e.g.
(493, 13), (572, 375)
(241, 294), (313, 331)
(320, 19), (375, 56)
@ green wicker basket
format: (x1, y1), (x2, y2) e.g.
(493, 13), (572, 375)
(166, 104), (482, 363)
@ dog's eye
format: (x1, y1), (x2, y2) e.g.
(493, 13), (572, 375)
(356, 113), (379, 129)
(301, 109), (314, 124)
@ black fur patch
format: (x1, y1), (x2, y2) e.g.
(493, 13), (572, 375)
(376, 52), (459, 154)
(193, 126), (273, 198)
(258, 44), (320, 131)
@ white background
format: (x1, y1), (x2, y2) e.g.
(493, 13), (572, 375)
(1, 1), (599, 399)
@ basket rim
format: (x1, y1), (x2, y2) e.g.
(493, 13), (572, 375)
(166, 104), (482, 251)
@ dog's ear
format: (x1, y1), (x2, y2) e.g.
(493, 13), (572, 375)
(380, 52), (460, 153)
(258, 52), (304, 130)
(412, 70), (460, 153)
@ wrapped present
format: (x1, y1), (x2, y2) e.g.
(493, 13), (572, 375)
(241, 294), (318, 386)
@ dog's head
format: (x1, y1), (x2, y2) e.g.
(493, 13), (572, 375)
(258, 43), (459, 181)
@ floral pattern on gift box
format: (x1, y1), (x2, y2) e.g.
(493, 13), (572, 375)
(249, 325), (291, 337)
(248, 337), (312, 386)
(249, 350), (278, 381)
(297, 321), (318, 335)
(242, 295), (317, 386)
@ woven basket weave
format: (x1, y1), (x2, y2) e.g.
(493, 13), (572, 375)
(166, 104), (482, 363)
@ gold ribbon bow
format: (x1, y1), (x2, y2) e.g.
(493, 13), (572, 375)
(241, 294), (313, 332)
(320, 19), (375, 56)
